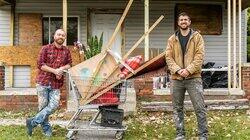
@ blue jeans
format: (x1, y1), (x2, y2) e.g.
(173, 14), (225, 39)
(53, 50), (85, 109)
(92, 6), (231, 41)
(30, 84), (60, 134)
(171, 78), (208, 138)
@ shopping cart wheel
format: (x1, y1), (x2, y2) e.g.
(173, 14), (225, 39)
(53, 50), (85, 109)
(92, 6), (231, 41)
(66, 130), (78, 140)
(115, 131), (125, 140)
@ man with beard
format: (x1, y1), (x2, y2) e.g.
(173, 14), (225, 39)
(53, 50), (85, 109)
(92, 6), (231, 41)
(165, 12), (208, 140)
(26, 29), (72, 137)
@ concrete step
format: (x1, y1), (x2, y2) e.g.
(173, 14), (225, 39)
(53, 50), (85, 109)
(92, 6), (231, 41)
(141, 99), (249, 111)
(139, 88), (245, 102)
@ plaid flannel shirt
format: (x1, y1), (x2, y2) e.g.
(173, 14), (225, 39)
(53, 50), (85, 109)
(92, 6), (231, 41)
(36, 43), (72, 89)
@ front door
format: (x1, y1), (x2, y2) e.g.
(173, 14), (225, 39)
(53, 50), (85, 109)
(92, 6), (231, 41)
(90, 13), (122, 57)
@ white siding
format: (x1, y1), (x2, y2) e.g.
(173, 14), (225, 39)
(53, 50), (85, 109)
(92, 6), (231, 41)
(0, 5), (11, 45)
(8, 0), (248, 66)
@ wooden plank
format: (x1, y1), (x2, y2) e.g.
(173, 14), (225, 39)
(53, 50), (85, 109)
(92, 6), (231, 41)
(81, 0), (134, 99)
(80, 52), (166, 105)
(63, 0), (67, 45)
(144, 0), (149, 61)
(69, 53), (106, 99)
(123, 15), (164, 60)
(102, 0), (133, 51)
(104, 16), (164, 81)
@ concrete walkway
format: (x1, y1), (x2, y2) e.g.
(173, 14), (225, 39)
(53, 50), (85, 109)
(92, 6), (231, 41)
(0, 118), (67, 127)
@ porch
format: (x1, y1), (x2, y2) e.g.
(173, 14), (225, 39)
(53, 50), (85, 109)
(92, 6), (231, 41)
(0, 0), (249, 111)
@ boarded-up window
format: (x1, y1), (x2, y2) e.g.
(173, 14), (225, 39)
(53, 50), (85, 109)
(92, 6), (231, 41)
(175, 4), (222, 35)
(18, 13), (42, 45)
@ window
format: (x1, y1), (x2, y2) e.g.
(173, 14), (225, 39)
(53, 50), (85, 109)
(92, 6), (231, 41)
(175, 4), (223, 35)
(42, 17), (78, 45)
(4, 65), (31, 88)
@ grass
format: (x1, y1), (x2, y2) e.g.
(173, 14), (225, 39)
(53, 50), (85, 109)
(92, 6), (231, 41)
(124, 110), (250, 140)
(0, 125), (66, 140)
(0, 110), (249, 140)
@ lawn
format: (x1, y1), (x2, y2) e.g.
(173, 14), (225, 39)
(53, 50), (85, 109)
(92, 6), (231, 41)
(0, 109), (249, 140)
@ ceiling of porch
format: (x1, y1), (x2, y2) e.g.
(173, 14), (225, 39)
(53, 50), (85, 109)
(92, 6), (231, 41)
(0, 0), (249, 10)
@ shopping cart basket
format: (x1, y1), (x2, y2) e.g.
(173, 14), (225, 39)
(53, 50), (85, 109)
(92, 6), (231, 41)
(66, 72), (128, 140)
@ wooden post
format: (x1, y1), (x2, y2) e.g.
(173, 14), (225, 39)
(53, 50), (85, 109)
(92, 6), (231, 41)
(63, 0), (67, 45)
(227, 0), (231, 90)
(10, 1), (15, 46)
(104, 0), (133, 51)
(144, 0), (149, 61)
(238, 0), (242, 89)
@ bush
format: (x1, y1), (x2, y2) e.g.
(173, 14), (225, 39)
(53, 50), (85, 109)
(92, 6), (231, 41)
(84, 32), (103, 59)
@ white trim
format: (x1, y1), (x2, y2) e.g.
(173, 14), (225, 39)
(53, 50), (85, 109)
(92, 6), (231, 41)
(238, 0), (242, 88)
(227, 0), (231, 90)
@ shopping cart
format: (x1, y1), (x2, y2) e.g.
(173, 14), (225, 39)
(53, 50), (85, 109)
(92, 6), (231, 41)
(66, 71), (128, 140)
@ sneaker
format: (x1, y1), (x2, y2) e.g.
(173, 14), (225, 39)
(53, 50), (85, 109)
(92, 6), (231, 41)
(43, 129), (52, 137)
(175, 135), (185, 140)
(199, 136), (207, 140)
(26, 118), (33, 136)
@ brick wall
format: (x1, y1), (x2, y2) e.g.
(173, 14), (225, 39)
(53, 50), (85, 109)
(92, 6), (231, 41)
(242, 64), (250, 100)
(133, 67), (167, 95)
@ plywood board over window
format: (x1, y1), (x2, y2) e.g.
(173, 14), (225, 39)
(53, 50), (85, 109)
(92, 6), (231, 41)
(18, 13), (42, 45)
(175, 4), (222, 35)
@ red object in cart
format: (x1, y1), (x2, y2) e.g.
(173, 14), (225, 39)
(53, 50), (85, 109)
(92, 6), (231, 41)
(92, 91), (119, 105)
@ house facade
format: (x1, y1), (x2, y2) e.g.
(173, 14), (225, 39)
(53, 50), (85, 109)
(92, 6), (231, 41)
(0, 0), (249, 110)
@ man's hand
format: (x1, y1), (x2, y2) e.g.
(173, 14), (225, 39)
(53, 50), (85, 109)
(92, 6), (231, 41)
(177, 69), (190, 78)
(54, 68), (64, 75)
(56, 74), (62, 80)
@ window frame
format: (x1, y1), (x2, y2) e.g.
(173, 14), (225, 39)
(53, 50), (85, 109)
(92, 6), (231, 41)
(42, 15), (80, 45)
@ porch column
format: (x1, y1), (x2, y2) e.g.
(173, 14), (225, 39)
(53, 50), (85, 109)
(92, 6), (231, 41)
(144, 0), (149, 61)
(10, 1), (15, 46)
(238, 0), (242, 89)
(227, 0), (231, 89)
(63, 0), (67, 45)
(233, 0), (237, 88)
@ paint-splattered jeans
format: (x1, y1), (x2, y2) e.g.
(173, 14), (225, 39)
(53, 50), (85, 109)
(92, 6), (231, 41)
(30, 84), (60, 134)
(171, 78), (208, 138)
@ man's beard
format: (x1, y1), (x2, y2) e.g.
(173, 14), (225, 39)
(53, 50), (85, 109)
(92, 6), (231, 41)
(55, 38), (64, 45)
(179, 26), (189, 30)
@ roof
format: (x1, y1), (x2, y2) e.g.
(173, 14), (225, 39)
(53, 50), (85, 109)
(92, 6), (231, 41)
(0, 0), (10, 6)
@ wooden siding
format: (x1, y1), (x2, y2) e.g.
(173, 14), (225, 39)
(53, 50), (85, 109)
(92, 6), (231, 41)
(0, 5), (10, 45)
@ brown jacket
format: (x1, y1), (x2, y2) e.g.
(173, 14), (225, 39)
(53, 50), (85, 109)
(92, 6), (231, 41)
(165, 29), (205, 80)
